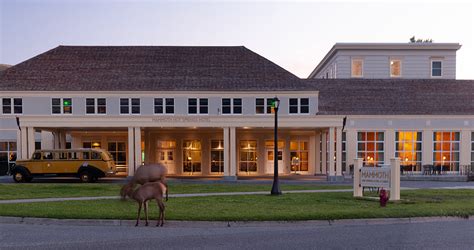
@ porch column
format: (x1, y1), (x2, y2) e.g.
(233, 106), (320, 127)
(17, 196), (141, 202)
(53, 131), (60, 149)
(16, 129), (22, 160)
(321, 130), (327, 174)
(134, 127), (142, 169)
(422, 129), (433, 165)
(229, 127), (237, 177)
(336, 127), (343, 178)
(223, 127), (230, 177)
(309, 133), (316, 175)
(27, 127), (35, 159)
(315, 131), (321, 174)
(59, 130), (67, 149)
(460, 130), (471, 169)
(384, 129), (395, 165)
(328, 127), (336, 181)
(127, 127), (135, 176)
(346, 129), (358, 175)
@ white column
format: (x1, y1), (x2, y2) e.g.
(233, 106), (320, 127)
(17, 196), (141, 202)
(223, 127), (230, 176)
(53, 131), (60, 149)
(336, 127), (342, 177)
(460, 130), (471, 168)
(422, 129), (433, 165)
(390, 158), (401, 201)
(27, 127), (35, 159)
(134, 127), (142, 169)
(59, 130), (67, 149)
(315, 131), (321, 174)
(353, 158), (363, 197)
(229, 127), (237, 176)
(309, 133), (316, 175)
(384, 129), (395, 165)
(16, 129), (22, 160)
(346, 129), (358, 173)
(21, 127), (28, 160)
(41, 131), (54, 150)
(328, 127), (335, 177)
(321, 131), (327, 174)
(127, 127), (135, 176)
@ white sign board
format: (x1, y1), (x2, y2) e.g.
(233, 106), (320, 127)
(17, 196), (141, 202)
(360, 167), (391, 188)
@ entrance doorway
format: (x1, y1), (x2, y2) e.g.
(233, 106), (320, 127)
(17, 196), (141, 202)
(157, 149), (175, 174)
(266, 150), (284, 174)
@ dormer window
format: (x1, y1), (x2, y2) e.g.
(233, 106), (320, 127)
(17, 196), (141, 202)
(351, 59), (363, 78)
(431, 60), (442, 77)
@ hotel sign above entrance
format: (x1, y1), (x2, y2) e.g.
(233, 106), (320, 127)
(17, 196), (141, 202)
(360, 166), (390, 188)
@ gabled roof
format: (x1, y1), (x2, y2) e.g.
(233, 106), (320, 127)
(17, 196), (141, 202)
(306, 79), (474, 115)
(0, 46), (305, 91)
(308, 43), (462, 78)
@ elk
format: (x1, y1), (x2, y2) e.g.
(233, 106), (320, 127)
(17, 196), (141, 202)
(121, 181), (167, 227)
(120, 164), (169, 201)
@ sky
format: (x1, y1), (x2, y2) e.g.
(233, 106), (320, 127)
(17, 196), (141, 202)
(1, 0), (473, 79)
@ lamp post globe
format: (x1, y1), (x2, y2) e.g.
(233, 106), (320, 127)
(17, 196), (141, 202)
(271, 96), (282, 195)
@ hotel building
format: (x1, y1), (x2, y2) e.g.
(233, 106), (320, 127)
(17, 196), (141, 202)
(0, 44), (473, 180)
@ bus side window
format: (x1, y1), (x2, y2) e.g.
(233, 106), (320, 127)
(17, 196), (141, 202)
(33, 152), (42, 160)
(91, 152), (101, 160)
(69, 152), (78, 160)
(43, 152), (53, 160)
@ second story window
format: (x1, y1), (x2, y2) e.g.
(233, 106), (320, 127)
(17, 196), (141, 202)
(351, 59), (363, 78)
(390, 59), (401, 77)
(86, 98), (106, 114)
(222, 98), (242, 114)
(2, 98), (22, 114)
(188, 98), (208, 114)
(431, 60), (442, 77)
(52, 98), (72, 114)
(155, 98), (174, 114)
(256, 98), (273, 114)
(289, 98), (310, 114)
(120, 98), (140, 114)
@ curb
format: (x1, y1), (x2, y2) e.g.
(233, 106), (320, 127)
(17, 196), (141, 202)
(0, 216), (471, 228)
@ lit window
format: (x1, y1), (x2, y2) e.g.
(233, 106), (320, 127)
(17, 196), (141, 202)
(433, 131), (460, 172)
(390, 59), (401, 77)
(432, 61), (442, 77)
(289, 140), (308, 172)
(357, 131), (384, 166)
(211, 140), (224, 173)
(183, 140), (202, 173)
(239, 140), (257, 172)
(52, 98), (72, 114)
(396, 131), (422, 172)
(351, 59), (363, 78)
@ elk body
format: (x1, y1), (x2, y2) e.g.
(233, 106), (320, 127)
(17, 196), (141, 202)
(121, 164), (169, 201)
(121, 181), (167, 227)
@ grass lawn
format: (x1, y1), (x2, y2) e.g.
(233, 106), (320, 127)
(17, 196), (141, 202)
(0, 183), (351, 200)
(0, 190), (473, 221)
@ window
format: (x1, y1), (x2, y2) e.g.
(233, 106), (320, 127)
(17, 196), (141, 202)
(357, 131), (384, 166)
(390, 59), (401, 77)
(290, 140), (308, 172)
(188, 98), (208, 114)
(433, 131), (460, 172)
(86, 98), (106, 114)
(396, 131), (422, 172)
(120, 98), (140, 114)
(211, 140), (224, 173)
(52, 98), (72, 114)
(351, 59), (363, 77)
(431, 60), (442, 77)
(2, 98), (22, 114)
(240, 140), (257, 172)
(165, 98), (174, 114)
(0, 141), (16, 175)
(183, 140), (201, 173)
(222, 98), (242, 114)
(342, 132), (346, 172)
(256, 98), (273, 114)
(289, 98), (310, 114)
(108, 141), (127, 173)
(154, 98), (163, 114)
(471, 132), (474, 166)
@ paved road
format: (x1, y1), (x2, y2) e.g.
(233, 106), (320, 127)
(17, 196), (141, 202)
(1, 219), (473, 249)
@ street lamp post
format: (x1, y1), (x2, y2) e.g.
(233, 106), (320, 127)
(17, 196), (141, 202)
(271, 97), (282, 195)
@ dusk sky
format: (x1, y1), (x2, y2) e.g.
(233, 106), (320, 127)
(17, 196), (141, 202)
(1, 0), (473, 79)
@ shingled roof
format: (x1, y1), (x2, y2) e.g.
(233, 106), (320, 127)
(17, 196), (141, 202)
(306, 79), (474, 115)
(0, 46), (307, 91)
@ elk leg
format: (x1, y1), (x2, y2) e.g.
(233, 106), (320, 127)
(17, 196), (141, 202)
(136, 202), (142, 227)
(144, 201), (149, 226)
(157, 199), (165, 227)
